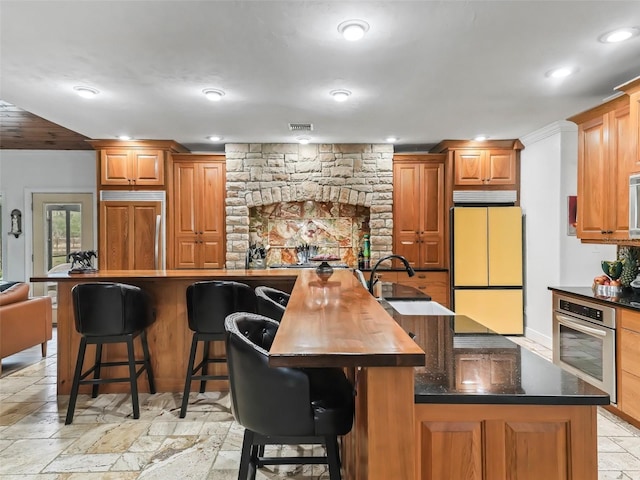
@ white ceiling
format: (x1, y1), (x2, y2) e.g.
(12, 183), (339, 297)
(1, 0), (640, 152)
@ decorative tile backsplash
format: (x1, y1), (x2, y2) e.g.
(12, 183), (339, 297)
(224, 143), (394, 269)
(250, 201), (370, 266)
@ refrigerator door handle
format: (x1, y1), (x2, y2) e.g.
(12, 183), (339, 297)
(154, 214), (161, 270)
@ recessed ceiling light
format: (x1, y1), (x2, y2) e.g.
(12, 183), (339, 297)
(73, 86), (99, 98)
(330, 89), (351, 102)
(599, 27), (640, 43)
(207, 135), (223, 142)
(337, 19), (369, 41)
(474, 135), (488, 141)
(203, 88), (225, 101)
(297, 136), (311, 145)
(117, 135), (132, 140)
(545, 67), (576, 79)
(386, 137), (397, 143)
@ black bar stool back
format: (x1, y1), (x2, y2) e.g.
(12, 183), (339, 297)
(66, 282), (156, 425)
(255, 285), (290, 322)
(225, 312), (354, 480)
(180, 280), (257, 418)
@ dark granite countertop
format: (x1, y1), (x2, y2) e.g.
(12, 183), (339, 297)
(379, 287), (610, 406)
(549, 286), (640, 311)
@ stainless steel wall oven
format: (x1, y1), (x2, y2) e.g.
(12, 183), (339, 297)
(553, 293), (616, 403)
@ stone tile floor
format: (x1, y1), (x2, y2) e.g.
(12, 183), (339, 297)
(0, 330), (638, 479)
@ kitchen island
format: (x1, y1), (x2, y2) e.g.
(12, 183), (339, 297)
(34, 270), (607, 480)
(385, 304), (607, 480)
(31, 269), (300, 394)
(271, 271), (607, 480)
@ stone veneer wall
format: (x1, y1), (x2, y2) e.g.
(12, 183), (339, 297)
(225, 143), (394, 269)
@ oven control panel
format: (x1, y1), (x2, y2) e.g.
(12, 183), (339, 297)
(554, 294), (616, 329)
(559, 299), (603, 321)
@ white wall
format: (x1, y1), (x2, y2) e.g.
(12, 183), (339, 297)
(0, 150), (96, 281)
(520, 122), (615, 347)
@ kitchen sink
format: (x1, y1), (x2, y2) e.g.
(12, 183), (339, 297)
(387, 300), (455, 316)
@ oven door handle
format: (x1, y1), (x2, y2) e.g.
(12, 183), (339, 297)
(556, 314), (607, 337)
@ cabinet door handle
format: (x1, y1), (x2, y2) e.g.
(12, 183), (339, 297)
(417, 286), (426, 290)
(418, 274), (426, 279)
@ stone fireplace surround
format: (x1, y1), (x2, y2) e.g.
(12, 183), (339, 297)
(225, 143), (394, 269)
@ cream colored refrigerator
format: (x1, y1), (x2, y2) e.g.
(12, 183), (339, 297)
(451, 206), (524, 334)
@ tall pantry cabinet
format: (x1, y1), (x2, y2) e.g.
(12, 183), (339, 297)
(393, 154), (446, 269)
(170, 154), (226, 269)
(90, 140), (189, 270)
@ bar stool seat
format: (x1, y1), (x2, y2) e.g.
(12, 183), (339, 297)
(180, 280), (257, 418)
(65, 282), (156, 425)
(255, 285), (290, 322)
(225, 312), (354, 480)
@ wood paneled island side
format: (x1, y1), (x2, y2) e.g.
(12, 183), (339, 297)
(30, 269), (299, 395)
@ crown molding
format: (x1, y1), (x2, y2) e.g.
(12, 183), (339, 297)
(520, 121), (576, 146)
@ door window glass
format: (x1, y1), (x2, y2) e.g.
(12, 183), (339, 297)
(47, 204), (81, 269)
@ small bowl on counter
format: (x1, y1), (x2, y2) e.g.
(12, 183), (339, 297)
(592, 283), (624, 299)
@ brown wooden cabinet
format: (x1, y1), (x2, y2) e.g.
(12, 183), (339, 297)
(618, 308), (640, 422)
(100, 149), (165, 186)
(415, 403), (598, 480)
(171, 155), (226, 269)
(617, 76), (640, 173)
(454, 149), (516, 186)
(569, 95), (632, 242)
(393, 155), (446, 269)
(396, 270), (450, 307)
(89, 139), (189, 189)
(99, 201), (162, 270)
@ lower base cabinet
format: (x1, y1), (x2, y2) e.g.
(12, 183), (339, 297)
(619, 309), (640, 422)
(415, 403), (598, 480)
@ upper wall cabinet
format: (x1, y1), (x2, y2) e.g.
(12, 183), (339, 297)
(101, 149), (165, 186)
(569, 95), (633, 243)
(430, 140), (523, 203)
(89, 140), (189, 189)
(617, 76), (640, 174)
(453, 149), (517, 186)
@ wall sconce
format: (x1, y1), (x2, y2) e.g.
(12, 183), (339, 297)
(9, 209), (22, 238)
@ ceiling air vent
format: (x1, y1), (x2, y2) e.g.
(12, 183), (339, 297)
(288, 123), (314, 132)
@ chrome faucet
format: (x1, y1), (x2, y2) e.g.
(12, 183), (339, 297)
(368, 254), (415, 295)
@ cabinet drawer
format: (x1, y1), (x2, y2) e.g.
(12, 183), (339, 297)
(397, 271), (449, 307)
(621, 327), (640, 377)
(620, 308), (640, 333)
(620, 370), (640, 420)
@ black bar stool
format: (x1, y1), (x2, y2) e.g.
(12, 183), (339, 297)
(65, 282), (156, 425)
(255, 285), (290, 322)
(225, 312), (354, 480)
(180, 280), (257, 418)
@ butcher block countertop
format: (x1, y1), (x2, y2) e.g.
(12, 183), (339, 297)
(269, 269), (426, 368)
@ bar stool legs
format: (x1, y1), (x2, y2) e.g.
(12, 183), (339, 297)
(65, 330), (155, 425)
(179, 333), (227, 418)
